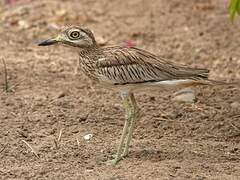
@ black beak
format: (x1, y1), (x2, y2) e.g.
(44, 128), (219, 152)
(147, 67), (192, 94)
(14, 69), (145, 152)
(38, 39), (58, 46)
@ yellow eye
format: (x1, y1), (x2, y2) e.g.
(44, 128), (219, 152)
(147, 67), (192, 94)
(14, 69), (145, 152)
(70, 31), (80, 39)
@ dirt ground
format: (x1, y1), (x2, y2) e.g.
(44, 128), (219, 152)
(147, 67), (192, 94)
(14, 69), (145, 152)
(0, 0), (240, 179)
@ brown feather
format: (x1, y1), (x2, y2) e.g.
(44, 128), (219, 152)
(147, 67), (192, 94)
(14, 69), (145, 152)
(93, 46), (209, 85)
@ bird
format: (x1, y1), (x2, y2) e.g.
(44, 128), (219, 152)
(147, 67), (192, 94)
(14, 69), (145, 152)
(38, 25), (223, 165)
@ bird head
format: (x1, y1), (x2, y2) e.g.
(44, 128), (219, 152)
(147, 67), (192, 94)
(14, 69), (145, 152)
(38, 26), (97, 48)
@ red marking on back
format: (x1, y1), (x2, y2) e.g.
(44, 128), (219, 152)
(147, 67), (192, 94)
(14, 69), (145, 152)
(123, 40), (135, 48)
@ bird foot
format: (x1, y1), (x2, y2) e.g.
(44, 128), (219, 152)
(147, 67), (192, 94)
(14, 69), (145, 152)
(105, 158), (119, 165)
(121, 152), (129, 158)
(104, 154), (123, 165)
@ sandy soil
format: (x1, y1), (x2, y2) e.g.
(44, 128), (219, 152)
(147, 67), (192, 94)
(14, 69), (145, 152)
(0, 0), (240, 179)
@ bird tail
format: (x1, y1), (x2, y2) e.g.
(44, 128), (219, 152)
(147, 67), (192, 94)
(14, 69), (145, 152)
(173, 79), (239, 89)
(191, 79), (240, 87)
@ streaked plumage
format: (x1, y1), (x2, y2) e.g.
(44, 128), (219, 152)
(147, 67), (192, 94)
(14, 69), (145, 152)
(38, 26), (219, 165)
(79, 46), (209, 90)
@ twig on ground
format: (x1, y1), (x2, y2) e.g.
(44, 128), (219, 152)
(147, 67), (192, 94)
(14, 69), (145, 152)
(21, 140), (39, 158)
(1, 58), (25, 92)
(54, 128), (63, 149)
(0, 144), (8, 154)
(7, 78), (26, 92)
(58, 128), (63, 142)
(2, 58), (9, 92)
(230, 122), (240, 131)
(76, 138), (80, 147)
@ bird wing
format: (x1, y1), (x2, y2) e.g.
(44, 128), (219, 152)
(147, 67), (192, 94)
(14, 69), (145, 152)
(95, 46), (209, 85)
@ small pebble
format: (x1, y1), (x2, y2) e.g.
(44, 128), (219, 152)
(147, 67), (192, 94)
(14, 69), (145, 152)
(18, 20), (29, 29)
(85, 169), (93, 173)
(230, 102), (240, 109)
(83, 133), (93, 141)
(172, 88), (196, 103)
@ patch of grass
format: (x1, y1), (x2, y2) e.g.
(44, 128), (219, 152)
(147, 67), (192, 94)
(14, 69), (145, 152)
(229, 0), (240, 22)
(1, 58), (10, 92)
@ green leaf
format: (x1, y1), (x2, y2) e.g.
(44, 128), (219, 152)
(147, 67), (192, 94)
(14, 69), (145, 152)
(229, 0), (240, 22)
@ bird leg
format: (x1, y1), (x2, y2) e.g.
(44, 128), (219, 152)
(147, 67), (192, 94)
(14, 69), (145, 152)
(122, 93), (139, 157)
(106, 92), (135, 165)
(106, 92), (140, 165)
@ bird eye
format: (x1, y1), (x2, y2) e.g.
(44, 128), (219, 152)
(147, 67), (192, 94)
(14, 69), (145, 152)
(69, 31), (80, 39)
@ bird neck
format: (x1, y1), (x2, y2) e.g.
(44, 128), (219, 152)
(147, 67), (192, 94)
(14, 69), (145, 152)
(78, 44), (100, 54)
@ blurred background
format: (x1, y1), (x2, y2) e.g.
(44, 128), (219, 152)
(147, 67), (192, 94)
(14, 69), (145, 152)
(0, 0), (240, 179)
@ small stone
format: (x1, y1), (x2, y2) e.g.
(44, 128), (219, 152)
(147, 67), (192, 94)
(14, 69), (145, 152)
(172, 88), (196, 103)
(149, 96), (156, 102)
(85, 169), (93, 173)
(18, 20), (29, 29)
(229, 147), (238, 153)
(78, 114), (88, 122)
(83, 133), (93, 141)
(71, 129), (79, 134)
(230, 102), (240, 109)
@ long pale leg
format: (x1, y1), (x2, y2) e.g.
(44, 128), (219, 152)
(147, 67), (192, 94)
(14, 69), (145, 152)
(122, 93), (139, 157)
(106, 92), (131, 165)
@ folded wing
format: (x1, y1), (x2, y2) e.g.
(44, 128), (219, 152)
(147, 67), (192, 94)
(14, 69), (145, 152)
(96, 46), (209, 85)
